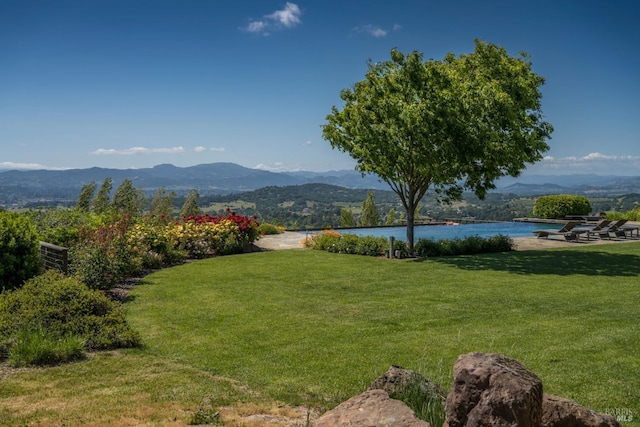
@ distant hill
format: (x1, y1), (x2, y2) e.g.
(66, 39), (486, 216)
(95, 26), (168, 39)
(1, 162), (639, 208)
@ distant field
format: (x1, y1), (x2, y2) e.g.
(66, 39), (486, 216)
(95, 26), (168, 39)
(2, 244), (639, 425)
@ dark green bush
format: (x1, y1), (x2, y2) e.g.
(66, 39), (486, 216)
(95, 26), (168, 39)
(0, 270), (140, 363)
(308, 231), (389, 256)
(414, 234), (514, 257)
(0, 211), (41, 291)
(533, 194), (591, 219)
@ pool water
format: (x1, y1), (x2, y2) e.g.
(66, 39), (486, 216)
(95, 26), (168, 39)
(336, 222), (549, 241)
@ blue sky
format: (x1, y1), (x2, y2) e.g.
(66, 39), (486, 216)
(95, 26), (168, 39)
(2, 0), (639, 175)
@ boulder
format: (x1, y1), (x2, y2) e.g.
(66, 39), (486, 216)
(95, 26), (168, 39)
(369, 365), (447, 402)
(316, 389), (430, 427)
(445, 352), (543, 427)
(542, 394), (621, 427)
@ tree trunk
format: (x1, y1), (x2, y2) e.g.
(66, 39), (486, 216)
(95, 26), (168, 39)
(406, 201), (415, 256)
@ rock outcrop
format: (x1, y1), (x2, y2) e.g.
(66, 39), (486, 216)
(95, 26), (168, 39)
(315, 389), (430, 427)
(369, 365), (447, 401)
(542, 394), (621, 427)
(445, 352), (543, 427)
(316, 353), (620, 427)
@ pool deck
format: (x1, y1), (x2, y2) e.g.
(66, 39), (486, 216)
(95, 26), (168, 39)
(254, 224), (640, 252)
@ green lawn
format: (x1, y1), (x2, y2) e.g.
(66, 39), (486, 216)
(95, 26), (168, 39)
(2, 243), (639, 425)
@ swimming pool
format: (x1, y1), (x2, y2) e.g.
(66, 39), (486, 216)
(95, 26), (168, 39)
(335, 222), (549, 241)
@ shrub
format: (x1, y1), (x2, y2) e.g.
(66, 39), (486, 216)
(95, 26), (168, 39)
(0, 211), (41, 291)
(306, 231), (390, 256)
(24, 208), (101, 248)
(70, 216), (142, 290)
(533, 194), (591, 219)
(0, 270), (140, 363)
(258, 223), (284, 235)
(414, 234), (514, 257)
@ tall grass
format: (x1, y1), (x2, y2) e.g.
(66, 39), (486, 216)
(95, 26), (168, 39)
(8, 326), (85, 367)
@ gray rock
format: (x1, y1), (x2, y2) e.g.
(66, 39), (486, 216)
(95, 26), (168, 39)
(542, 394), (621, 427)
(316, 389), (430, 427)
(445, 352), (543, 427)
(369, 365), (447, 402)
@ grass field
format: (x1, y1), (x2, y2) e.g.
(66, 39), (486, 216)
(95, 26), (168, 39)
(1, 243), (639, 425)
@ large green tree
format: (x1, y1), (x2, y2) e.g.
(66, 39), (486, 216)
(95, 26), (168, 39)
(322, 40), (553, 252)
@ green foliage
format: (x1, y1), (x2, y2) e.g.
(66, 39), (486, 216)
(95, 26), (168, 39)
(307, 231), (390, 256)
(414, 234), (514, 257)
(181, 189), (201, 217)
(76, 180), (97, 212)
(112, 179), (146, 217)
(360, 191), (381, 226)
(323, 41), (553, 251)
(189, 407), (222, 426)
(0, 270), (140, 362)
(257, 223), (284, 235)
(149, 186), (176, 222)
(0, 211), (41, 291)
(70, 217), (142, 290)
(533, 194), (592, 219)
(92, 177), (113, 215)
(606, 207), (640, 221)
(389, 378), (446, 426)
(340, 208), (355, 227)
(385, 208), (396, 225)
(25, 207), (102, 248)
(8, 325), (85, 367)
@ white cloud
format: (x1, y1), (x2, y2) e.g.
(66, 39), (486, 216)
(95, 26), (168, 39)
(210, 147), (225, 152)
(527, 152), (640, 175)
(0, 162), (69, 171)
(194, 146), (207, 152)
(91, 146), (185, 155)
(254, 162), (302, 172)
(304, 140), (313, 145)
(267, 2), (302, 27)
(241, 2), (302, 36)
(352, 24), (388, 38)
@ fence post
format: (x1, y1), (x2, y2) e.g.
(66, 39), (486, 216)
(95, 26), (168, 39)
(39, 242), (69, 274)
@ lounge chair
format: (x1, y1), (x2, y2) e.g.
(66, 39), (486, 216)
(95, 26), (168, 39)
(572, 219), (612, 241)
(589, 220), (631, 239)
(532, 221), (583, 241)
(608, 220), (640, 238)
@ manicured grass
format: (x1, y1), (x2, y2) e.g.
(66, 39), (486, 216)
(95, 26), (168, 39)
(2, 243), (639, 425)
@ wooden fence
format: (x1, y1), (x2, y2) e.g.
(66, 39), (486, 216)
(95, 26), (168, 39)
(39, 241), (68, 273)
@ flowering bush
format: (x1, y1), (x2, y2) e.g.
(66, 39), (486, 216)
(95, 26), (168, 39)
(169, 210), (260, 258)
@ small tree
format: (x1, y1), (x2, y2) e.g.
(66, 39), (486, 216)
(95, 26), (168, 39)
(385, 208), (396, 225)
(340, 208), (355, 227)
(180, 189), (201, 217)
(360, 191), (381, 227)
(112, 179), (146, 217)
(149, 187), (176, 222)
(76, 181), (97, 212)
(323, 41), (553, 252)
(92, 178), (113, 215)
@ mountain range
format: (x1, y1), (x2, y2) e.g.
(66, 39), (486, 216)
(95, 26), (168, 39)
(1, 162), (640, 207)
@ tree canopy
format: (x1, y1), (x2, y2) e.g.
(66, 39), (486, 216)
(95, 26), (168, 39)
(322, 40), (553, 251)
